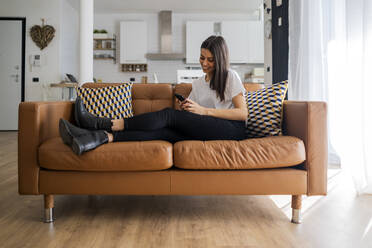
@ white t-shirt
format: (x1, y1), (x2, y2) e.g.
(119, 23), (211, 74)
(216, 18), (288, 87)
(188, 69), (246, 109)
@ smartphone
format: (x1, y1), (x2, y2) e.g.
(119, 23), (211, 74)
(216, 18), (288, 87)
(175, 93), (185, 102)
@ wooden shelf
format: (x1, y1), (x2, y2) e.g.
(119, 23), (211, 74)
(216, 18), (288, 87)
(94, 48), (115, 51)
(93, 38), (115, 40)
(94, 57), (115, 60)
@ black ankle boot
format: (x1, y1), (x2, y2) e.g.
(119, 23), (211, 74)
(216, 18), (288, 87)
(59, 119), (92, 146)
(74, 97), (113, 131)
(71, 131), (108, 155)
(59, 118), (108, 155)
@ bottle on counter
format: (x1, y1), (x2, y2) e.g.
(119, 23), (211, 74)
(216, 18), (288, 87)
(141, 76), (148, 84)
(153, 73), (159, 83)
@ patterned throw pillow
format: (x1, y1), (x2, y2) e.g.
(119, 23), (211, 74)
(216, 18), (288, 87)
(75, 83), (134, 119)
(244, 81), (288, 138)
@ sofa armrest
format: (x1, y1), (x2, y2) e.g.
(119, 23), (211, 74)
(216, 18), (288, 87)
(282, 101), (328, 196)
(18, 101), (74, 194)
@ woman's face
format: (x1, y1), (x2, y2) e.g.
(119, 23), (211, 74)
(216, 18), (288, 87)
(200, 48), (215, 74)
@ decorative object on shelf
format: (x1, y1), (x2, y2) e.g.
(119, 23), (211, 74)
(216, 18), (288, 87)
(265, 19), (272, 39)
(30, 18), (55, 50)
(95, 40), (103, 49)
(93, 29), (108, 39)
(121, 64), (147, 72)
(93, 54), (114, 60)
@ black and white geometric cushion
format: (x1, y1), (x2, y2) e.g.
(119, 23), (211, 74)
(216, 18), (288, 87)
(75, 83), (134, 119)
(245, 81), (288, 138)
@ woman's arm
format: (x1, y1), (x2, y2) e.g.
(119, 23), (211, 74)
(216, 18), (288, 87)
(182, 93), (248, 121)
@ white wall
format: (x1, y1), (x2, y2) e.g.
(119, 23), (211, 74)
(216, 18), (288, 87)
(0, 0), (79, 101)
(93, 12), (264, 83)
(60, 0), (79, 81)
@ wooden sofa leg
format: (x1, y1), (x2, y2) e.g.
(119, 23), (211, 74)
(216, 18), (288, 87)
(44, 194), (55, 223)
(291, 195), (302, 224)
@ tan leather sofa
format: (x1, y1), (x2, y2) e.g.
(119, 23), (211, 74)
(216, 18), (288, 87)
(18, 83), (327, 224)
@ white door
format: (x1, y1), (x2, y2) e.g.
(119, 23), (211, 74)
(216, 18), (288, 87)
(0, 20), (23, 130)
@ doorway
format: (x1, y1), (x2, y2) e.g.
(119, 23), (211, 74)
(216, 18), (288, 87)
(271, 0), (289, 83)
(0, 18), (25, 131)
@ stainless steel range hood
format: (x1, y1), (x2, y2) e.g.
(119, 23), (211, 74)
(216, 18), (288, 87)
(146, 11), (185, 60)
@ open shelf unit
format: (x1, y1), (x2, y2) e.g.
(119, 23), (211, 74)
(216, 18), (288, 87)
(121, 64), (147, 72)
(93, 34), (117, 63)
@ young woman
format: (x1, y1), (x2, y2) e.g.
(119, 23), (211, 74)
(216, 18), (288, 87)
(59, 36), (248, 155)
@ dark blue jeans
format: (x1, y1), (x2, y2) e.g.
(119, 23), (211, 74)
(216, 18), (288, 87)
(113, 108), (246, 143)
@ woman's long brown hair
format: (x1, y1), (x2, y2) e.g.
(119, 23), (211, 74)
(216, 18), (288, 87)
(201, 35), (230, 102)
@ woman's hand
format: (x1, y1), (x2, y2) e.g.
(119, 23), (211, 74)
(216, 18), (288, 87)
(181, 99), (207, 115)
(176, 99), (186, 110)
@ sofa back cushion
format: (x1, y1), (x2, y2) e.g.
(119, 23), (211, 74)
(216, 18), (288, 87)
(132, 83), (173, 115)
(82, 83), (173, 115)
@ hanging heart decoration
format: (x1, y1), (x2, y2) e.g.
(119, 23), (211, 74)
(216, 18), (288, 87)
(30, 19), (55, 50)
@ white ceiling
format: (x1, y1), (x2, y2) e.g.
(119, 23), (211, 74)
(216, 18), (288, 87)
(68, 0), (262, 14)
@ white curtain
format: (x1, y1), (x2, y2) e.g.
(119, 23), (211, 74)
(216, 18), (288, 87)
(289, 0), (372, 194)
(288, 0), (341, 166)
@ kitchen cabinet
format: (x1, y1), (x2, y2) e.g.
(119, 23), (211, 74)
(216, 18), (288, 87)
(221, 21), (250, 63)
(246, 21), (264, 63)
(222, 21), (264, 63)
(120, 21), (147, 64)
(186, 21), (215, 64)
(186, 20), (264, 64)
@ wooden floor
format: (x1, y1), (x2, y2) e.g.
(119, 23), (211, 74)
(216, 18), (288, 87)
(1, 131), (372, 248)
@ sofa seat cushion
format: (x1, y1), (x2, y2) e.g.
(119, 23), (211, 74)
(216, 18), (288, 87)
(173, 136), (305, 170)
(39, 137), (173, 171)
